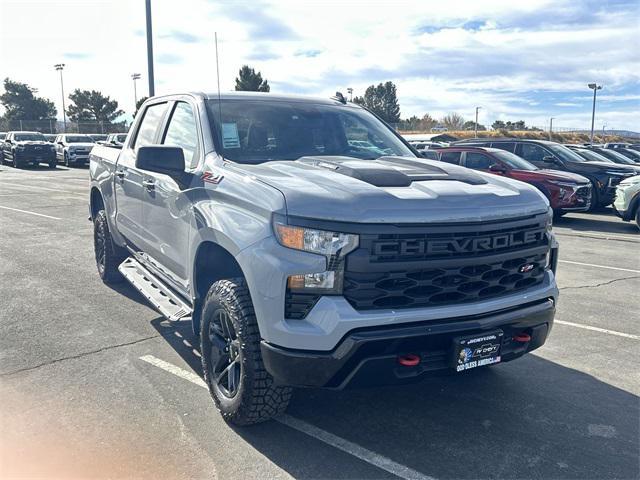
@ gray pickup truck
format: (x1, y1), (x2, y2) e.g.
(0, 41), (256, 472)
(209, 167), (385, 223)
(89, 92), (559, 425)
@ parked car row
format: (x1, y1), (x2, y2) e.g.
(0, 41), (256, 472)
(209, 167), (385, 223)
(0, 130), (128, 169)
(405, 136), (639, 228)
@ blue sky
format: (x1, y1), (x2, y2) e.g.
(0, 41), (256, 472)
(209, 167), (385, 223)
(1, 0), (638, 130)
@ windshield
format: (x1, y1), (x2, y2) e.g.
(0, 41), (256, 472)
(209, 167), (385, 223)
(574, 149), (613, 163)
(66, 135), (93, 143)
(90, 135), (107, 141)
(491, 150), (538, 171)
(15, 133), (46, 141)
(206, 99), (413, 164)
(594, 148), (636, 165)
(546, 143), (587, 163)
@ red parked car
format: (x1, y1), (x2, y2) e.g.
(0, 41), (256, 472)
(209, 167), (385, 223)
(435, 146), (592, 216)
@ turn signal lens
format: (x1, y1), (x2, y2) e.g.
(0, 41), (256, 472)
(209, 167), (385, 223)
(275, 224), (304, 250)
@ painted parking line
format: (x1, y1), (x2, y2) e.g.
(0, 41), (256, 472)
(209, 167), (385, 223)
(0, 182), (86, 198)
(0, 205), (61, 220)
(555, 320), (640, 340)
(139, 355), (435, 480)
(555, 231), (639, 242)
(559, 260), (640, 274)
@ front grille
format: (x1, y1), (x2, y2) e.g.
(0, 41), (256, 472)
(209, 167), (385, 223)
(344, 252), (546, 310)
(343, 214), (550, 311)
(575, 186), (591, 204)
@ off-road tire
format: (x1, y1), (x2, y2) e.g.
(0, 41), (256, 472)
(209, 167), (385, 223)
(200, 278), (292, 425)
(93, 210), (126, 284)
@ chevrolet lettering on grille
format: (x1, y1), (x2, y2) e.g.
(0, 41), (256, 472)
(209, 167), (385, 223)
(373, 228), (545, 256)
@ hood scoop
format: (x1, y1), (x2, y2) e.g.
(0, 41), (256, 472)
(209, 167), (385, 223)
(298, 156), (487, 187)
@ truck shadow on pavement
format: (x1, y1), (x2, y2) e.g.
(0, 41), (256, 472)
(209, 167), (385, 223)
(150, 316), (639, 480)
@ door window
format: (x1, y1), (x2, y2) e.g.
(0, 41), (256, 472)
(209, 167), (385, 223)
(163, 102), (199, 169)
(519, 143), (549, 163)
(465, 152), (492, 170)
(134, 102), (167, 148)
(490, 142), (515, 152)
(439, 152), (462, 165)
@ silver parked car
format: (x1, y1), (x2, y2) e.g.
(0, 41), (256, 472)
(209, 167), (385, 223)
(54, 134), (96, 166)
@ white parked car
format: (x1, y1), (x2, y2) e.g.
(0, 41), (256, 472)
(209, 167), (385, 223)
(55, 134), (96, 166)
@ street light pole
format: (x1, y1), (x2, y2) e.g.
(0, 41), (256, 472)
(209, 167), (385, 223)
(145, 0), (155, 97)
(549, 117), (554, 141)
(474, 106), (481, 138)
(54, 64), (67, 132)
(347, 87), (353, 102)
(131, 73), (141, 108)
(588, 83), (602, 144)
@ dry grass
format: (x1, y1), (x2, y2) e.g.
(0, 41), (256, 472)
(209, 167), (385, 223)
(400, 129), (635, 144)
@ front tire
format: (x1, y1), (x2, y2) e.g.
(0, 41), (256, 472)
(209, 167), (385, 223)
(588, 183), (600, 212)
(93, 210), (126, 284)
(200, 278), (292, 426)
(635, 208), (640, 231)
(64, 152), (70, 167)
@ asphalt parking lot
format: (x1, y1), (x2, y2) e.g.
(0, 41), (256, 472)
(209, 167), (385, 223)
(1, 165), (638, 480)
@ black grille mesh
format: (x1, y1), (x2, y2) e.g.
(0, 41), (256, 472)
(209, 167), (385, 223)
(344, 252), (546, 310)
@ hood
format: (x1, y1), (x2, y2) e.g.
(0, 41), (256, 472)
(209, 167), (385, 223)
(536, 169), (590, 183)
(15, 141), (50, 146)
(230, 156), (549, 223)
(571, 160), (636, 174)
(68, 142), (95, 148)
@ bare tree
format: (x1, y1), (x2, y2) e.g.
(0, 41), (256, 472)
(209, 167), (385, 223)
(441, 113), (465, 130)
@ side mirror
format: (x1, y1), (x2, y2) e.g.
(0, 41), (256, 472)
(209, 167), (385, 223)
(136, 146), (185, 178)
(489, 163), (507, 173)
(542, 155), (556, 164)
(57, 141), (64, 145)
(6, 139), (12, 144)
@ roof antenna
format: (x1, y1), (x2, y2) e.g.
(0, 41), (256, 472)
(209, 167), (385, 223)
(214, 32), (223, 136)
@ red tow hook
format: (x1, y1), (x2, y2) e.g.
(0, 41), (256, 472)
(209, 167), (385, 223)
(513, 333), (531, 343)
(397, 354), (421, 366)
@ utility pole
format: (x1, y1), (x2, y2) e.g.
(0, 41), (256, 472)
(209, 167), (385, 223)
(588, 83), (602, 144)
(347, 87), (353, 102)
(131, 73), (141, 108)
(549, 117), (554, 141)
(54, 64), (67, 132)
(474, 106), (481, 138)
(602, 123), (607, 142)
(145, 0), (155, 97)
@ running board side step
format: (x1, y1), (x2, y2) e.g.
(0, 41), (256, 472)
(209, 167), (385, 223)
(118, 257), (192, 322)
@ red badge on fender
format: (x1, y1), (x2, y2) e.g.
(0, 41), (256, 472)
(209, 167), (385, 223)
(202, 172), (224, 184)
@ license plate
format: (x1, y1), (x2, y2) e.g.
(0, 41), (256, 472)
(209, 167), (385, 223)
(453, 330), (503, 372)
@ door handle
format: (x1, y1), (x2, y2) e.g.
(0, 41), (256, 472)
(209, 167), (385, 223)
(115, 169), (126, 179)
(143, 179), (156, 191)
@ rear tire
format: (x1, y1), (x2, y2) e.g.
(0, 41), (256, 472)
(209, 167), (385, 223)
(93, 210), (126, 284)
(200, 278), (292, 426)
(552, 210), (565, 220)
(635, 208), (640, 231)
(48, 160), (56, 169)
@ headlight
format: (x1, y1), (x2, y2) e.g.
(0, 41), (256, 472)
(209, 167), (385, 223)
(605, 171), (627, 176)
(548, 181), (577, 188)
(275, 222), (359, 295)
(274, 223), (358, 258)
(619, 176), (640, 187)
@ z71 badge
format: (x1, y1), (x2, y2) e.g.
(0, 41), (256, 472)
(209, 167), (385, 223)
(202, 172), (224, 184)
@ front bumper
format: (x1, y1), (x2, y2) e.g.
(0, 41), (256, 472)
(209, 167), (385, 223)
(15, 151), (56, 162)
(262, 297), (555, 389)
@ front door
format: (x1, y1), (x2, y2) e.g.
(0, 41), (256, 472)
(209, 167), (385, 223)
(114, 101), (168, 248)
(140, 100), (200, 292)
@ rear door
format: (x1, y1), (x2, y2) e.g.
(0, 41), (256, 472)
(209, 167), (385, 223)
(114, 101), (168, 248)
(139, 100), (200, 290)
